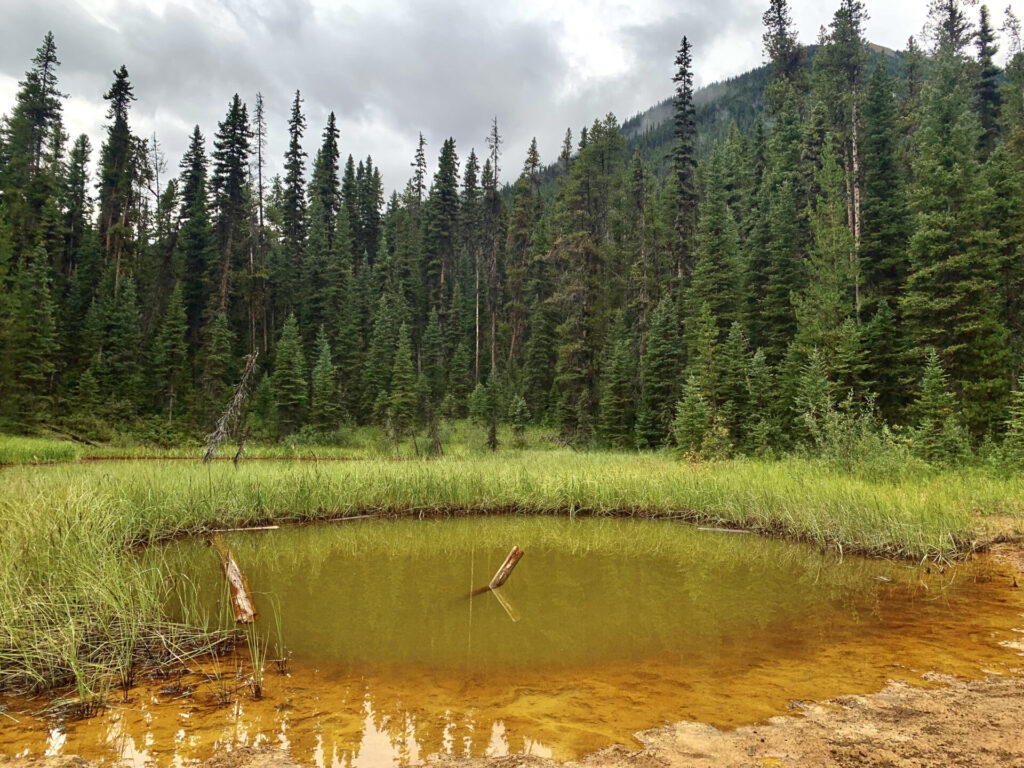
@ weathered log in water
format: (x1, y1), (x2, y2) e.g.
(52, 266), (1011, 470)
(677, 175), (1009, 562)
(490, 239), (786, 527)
(211, 535), (258, 623)
(489, 546), (524, 589)
(471, 546), (525, 597)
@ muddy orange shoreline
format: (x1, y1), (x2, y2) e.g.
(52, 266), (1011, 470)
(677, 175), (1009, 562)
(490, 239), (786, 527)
(3, 672), (1023, 768)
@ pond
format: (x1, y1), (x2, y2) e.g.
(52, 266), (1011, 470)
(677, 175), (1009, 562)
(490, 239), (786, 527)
(1, 516), (1022, 766)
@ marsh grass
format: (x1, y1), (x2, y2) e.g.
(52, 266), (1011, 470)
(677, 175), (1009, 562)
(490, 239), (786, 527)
(0, 422), (560, 465)
(1, 451), (1023, 705)
(243, 623), (268, 699)
(0, 435), (81, 465)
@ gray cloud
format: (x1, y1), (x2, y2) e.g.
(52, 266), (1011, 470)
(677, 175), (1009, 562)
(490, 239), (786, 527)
(0, 0), (939, 195)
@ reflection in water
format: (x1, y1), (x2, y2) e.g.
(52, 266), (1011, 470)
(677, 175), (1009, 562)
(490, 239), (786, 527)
(1, 517), (1022, 767)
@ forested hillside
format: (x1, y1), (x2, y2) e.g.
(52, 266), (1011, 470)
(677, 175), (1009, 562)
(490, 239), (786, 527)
(2, 0), (1023, 462)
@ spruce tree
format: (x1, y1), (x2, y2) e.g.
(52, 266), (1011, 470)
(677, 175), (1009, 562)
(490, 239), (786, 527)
(672, 376), (711, 455)
(388, 323), (417, 438)
(860, 64), (910, 316)
(792, 136), (855, 362)
(974, 5), (1001, 156)
(597, 315), (636, 448)
(151, 282), (189, 419)
(309, 326), (338, 431)
(97, 66), (136, 289)
(686, 146), (741, 345)
(361, 294), (399, 418)
(3, 243), (57, 420)
(911, 348), (969, 463)
(509, 395), (530, 448)
(272, 313), (308, 436)
(103, 274), (143, 416)
(746, 347), (776, 453)
(421, 308), (444, 405)
(195, 310), (236, 428)
(637, 296), (680, 448)
(210, 95), (252, 312)
(1004, 374), (1024, 461)
(0, 33), (67, 253)
(672, 36), (698, 280)
(282, 90), (308, 291)
(176, 126), (216, 342)
(718, 321), (751, 443)
(903, 49), (1010, 436)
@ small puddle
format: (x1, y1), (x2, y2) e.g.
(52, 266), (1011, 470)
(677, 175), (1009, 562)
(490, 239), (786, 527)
(1, 517), (1022, 766)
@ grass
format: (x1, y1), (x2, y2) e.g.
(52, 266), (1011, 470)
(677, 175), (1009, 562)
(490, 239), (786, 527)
(0, 434), (82, 465)
(1, 450), (1023, 706)
(0, 421), (563, 464)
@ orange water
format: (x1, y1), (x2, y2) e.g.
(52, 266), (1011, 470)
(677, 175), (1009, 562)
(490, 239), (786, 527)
(1, 518), (1021, 766)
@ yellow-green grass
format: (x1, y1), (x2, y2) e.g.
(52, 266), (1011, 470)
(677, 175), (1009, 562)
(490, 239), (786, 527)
(2, 452), (1023, 702)
(0, 422), (560, 464)
(0, 434), (82, 465)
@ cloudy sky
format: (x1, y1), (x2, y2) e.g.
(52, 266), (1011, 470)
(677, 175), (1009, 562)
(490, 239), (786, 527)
(1, 0), (1022, 193)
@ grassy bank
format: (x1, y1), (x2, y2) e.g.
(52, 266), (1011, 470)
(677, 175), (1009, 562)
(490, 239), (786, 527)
(0, 434), (83, 465)
(1, 452), (1023, 705)
(0, 422), (561, 465)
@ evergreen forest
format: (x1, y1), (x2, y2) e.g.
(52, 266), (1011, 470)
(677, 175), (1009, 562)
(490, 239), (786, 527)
(3, 0), (1024, 466)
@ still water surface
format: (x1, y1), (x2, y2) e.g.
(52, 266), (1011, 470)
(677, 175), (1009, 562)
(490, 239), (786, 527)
(1, 516), (1021, 766)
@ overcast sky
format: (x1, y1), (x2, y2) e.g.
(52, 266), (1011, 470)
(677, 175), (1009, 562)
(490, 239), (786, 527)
(2, 0), (1023, 194)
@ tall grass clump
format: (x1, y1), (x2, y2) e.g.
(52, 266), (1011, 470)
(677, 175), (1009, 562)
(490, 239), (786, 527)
(0, 482), (232, 706)
(0, 434), (81, 465)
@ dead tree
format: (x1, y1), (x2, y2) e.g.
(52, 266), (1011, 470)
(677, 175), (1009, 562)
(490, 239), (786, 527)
(204, 352), (259, 463)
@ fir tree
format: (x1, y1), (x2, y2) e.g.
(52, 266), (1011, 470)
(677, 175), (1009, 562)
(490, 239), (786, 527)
(247, 374), (277, 440)
(103, 274), (143, 415)
(911, 348), (969, 463)
(176, 126), (216, 342)
(421, 308), (444, 405)
(793, 348), (833, 446)
(1004, 374), (1024, 461)
(195, 310), (235, 428)
(361, 294), (399, 418)
(687, 146), (741, 344)
(672, 376), (711, 455)
(210, 95), (252, 312)
(597, 315), (636, 447)
(3, 243), (57, 419)
(310, 112), (341, 242)
(151, 282), (189, 419)
(388, 323), (417, 438)
(974, 5), (1001, 156)
(861, 64), (910, 315)
(637, 296), (680, 447)
(272, 313), (308, 436)
(309, 326), (338, 431)
(903, 49), (1010, 436)
(509, 395), (530, 448)
(97, 66), (136, 289)
(672, 35), (698, 279)
(718, 321), (751, 442)
(746, 347), (775, 453)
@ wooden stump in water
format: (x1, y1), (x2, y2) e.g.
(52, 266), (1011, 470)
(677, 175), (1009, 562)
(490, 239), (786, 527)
(212, 536), (258, 623)
(488, 546), (524, 590)
(469, 546), (525, 597)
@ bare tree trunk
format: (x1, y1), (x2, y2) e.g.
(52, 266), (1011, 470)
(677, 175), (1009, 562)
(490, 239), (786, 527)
(474, 248), (481, 384)
(489, 241), (498, 373)
(219, 229), (233, 311)
(850, 92), (863, 323)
